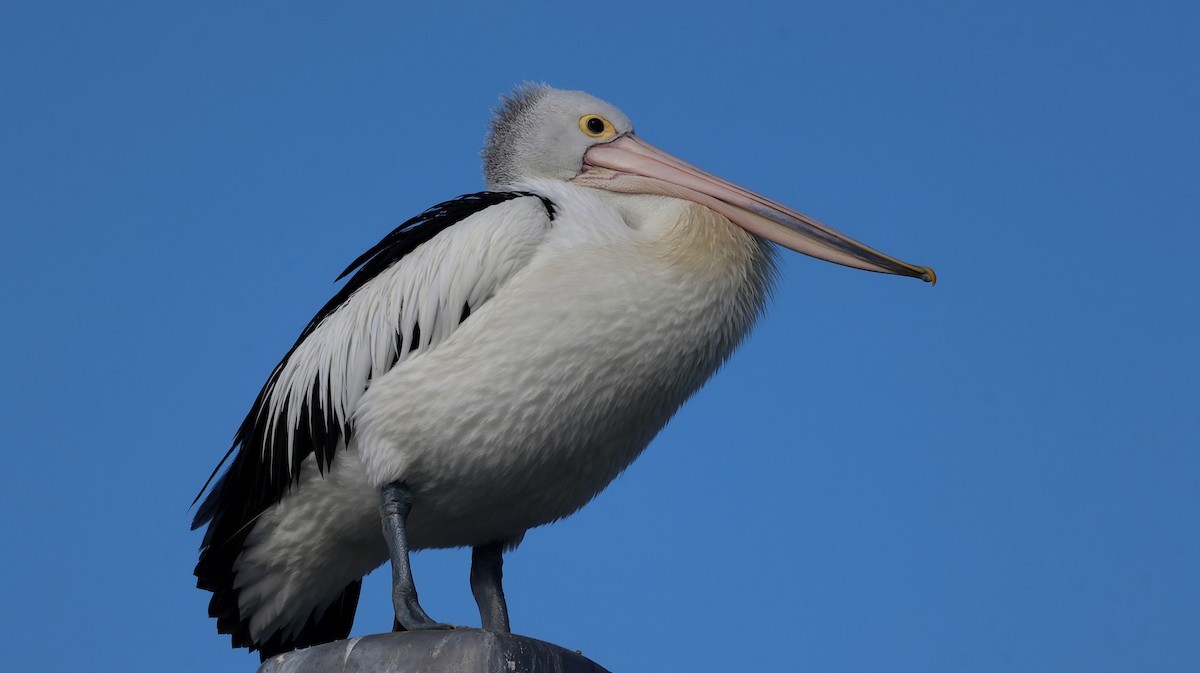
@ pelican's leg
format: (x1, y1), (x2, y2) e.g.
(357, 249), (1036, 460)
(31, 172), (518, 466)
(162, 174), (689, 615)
(470, 541), (511, 632)
(379, 482), (452, 631)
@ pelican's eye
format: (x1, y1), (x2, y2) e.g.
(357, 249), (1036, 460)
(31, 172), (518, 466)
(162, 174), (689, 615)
(580, 114), (616, 140)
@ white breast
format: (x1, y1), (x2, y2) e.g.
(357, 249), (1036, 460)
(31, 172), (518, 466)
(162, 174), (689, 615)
(354, 181), (776, 549)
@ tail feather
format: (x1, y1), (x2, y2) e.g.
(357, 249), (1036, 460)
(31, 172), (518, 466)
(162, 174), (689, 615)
(256, 580), (362, 662)
(194, 452), (368, 660)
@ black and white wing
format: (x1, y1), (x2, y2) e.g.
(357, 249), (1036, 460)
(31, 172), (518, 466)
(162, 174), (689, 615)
(192, 190), (555, 656)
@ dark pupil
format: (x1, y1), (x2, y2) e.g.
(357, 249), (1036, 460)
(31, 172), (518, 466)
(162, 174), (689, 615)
(587, 117), (605, 134)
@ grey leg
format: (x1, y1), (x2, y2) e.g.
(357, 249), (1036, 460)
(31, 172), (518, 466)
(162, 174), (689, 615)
(470, 541), (511, 632)
(379, 482), (452, 631)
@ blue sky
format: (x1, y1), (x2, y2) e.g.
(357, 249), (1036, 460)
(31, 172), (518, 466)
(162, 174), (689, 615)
(2, 2), (1197, 672)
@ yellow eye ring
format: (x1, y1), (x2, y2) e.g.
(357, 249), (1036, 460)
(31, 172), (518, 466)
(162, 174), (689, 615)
(579, 114), (616, 139)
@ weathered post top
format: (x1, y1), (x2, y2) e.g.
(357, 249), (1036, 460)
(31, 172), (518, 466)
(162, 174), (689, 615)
(257, 630), (611, 673)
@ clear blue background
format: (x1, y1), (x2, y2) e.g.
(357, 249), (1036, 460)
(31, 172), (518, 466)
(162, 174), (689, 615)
(2, 2), (1196, 671)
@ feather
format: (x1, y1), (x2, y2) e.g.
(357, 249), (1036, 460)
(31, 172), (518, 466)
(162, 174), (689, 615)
(192, 191), (554, 657)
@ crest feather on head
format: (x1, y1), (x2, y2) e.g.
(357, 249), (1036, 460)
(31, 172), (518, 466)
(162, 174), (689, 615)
(483, 83), (551, 188)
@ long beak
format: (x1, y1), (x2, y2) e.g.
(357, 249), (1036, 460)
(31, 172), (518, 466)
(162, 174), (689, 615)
(570, 134), (935, 283)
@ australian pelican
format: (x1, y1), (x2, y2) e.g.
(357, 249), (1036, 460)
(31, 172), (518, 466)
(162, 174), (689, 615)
(193, 85), (934, 660)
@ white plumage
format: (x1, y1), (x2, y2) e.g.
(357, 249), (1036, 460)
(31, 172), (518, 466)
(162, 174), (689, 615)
(263, 195), (553, 474)
(238, 181), (773, 642)
(193, 85), (932, 660)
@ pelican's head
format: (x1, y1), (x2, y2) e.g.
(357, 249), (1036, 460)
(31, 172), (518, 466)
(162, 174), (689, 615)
(484, 84), (935, 282)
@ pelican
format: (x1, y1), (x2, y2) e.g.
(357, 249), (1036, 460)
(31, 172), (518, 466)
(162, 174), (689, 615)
(192, 84), (934, 660)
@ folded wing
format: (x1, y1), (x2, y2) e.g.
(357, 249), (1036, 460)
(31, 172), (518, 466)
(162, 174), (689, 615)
(192, 190), (555, 657)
